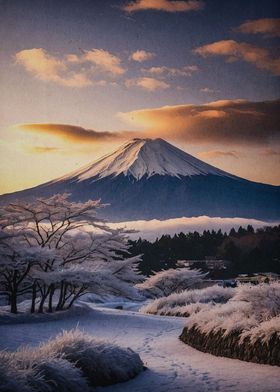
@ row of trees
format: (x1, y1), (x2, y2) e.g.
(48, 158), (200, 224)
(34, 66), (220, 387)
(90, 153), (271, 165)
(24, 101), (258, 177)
(0, 194), (143, 313)
(129, 225), (280, 276)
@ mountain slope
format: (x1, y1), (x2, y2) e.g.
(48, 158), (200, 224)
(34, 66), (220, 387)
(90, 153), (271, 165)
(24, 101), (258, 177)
(1, 138), (280, 221)
(55, 138), (231, 182)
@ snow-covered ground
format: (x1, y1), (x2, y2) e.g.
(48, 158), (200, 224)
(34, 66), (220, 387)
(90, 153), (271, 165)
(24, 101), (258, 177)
(0, 303), (279, 392)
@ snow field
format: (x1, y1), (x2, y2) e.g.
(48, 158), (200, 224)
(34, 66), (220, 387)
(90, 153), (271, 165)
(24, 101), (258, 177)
(0, 303), (279, 391)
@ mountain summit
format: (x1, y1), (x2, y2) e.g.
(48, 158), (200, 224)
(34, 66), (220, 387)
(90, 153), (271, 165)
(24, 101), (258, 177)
(1, 138), (280, 221)
(58, 138), (230, 183)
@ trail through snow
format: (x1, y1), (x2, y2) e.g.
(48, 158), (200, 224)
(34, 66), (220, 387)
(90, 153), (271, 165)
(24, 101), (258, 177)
(0, 304), (279, 392)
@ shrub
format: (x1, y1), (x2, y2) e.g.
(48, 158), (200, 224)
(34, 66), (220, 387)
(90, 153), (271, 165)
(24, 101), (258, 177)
(39, 329), (144, 386)
(0, 353), (29, 392)
(137, 267), (207, 298)
(0, 329), (144, 391)
(180, 283), (280, 365)
(141, 285), (234, 316)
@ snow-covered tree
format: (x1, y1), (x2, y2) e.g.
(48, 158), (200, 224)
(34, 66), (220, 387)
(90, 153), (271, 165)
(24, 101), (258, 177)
(137, 267), (207, 298)
(0, 194), (142, 313)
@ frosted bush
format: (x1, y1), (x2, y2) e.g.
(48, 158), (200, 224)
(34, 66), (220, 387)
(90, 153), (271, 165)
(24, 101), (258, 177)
(0, 329), (143, 391)
(184, 282), (280, 340)
(141, 285), (235, 316)
(25, 356), (89, 392)
(40, 329), (143, 386)
(0, 353), (29, 392)
(186, 301), (258, 336)
(233, 282), (280, 320)
(240, 316), (280, 344)
(137, 267), (207, 298)
(1, 349), (89, 392)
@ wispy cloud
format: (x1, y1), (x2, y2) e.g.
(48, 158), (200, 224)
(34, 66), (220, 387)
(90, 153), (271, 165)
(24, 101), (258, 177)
(15, 123), (133, 143)
(143, 65), (198, 77)
(119, 99), (280, 146)
(260, 148), (280, 156)
(198, 150), (240, 159)
(195, 40), (280, 76)
(15, 47), (126, 87)
(200, 87), (217, 93)
(125, 77), (170, 91)
(235, 18), (280, 38)
(121, 0), (205, 13)
(25, 146), (60, 154)
(130, 50), (155, 62)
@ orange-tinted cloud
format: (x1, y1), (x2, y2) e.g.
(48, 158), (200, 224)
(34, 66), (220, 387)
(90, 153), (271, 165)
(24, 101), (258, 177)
(198, 150), (240, 159)
(16, 123), (133, 143)
(236, 18), (280, 37)
(25, 146), (60, 154)
(119, 99), (280, 145)
(15, 47), (126, 87)
(16, 48), (92, 87)
(130, 50), (155, 62)
(121, 0), (204, 13)
(260, 148), (280, 156)
(195, 40), (280, 75)
(84, 49), (126, 75)
(125, 77), (170, 91)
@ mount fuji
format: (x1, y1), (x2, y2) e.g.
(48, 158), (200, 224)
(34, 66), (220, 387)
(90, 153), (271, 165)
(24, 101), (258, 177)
(1, 138), (280, 221)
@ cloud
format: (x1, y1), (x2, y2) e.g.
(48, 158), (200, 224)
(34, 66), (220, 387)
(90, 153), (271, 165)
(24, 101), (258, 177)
(15, 123), (133, 143)
(15, 48), (92, 87)
(25, 146), (60, 154)
(143, 65), (198, 76)
(130, 50), (155, 62)
(200, 87), (216, 93)
(198, 150), (240, 159)
(119, 99), (280, 146)
(195, 40), (280, 76)
(235, 18), (280, 38)
(109, 216), (275, 241)
(260, 148), (280, 157)
(84, 49), (125, 75)
(125, 77), (170, 91)
(15, 47), (126, 87)
(121, 0), (204, 13)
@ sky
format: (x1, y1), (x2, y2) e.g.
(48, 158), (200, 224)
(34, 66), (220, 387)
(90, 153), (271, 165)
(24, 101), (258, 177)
(0, 0), (280, 194)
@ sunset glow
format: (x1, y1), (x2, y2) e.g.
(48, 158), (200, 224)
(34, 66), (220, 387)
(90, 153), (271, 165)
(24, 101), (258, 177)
(0, 0), (279, 194)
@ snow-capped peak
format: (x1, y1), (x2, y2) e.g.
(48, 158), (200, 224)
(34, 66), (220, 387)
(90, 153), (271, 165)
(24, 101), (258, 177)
(59, 138), (232, 182)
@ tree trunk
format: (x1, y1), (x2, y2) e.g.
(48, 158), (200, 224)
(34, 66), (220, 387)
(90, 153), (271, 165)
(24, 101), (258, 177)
(59, 283), (68, 310)
(56, 281), (65, 311)
(10, 270), (18, 313)
(10, 292), (17, 314)
(48, 284), (55, 313)
(66, 287), (85, 309)
(30, 282), (37, 313)
(38, 295), (46, 313)
(37, 286), (50, 313)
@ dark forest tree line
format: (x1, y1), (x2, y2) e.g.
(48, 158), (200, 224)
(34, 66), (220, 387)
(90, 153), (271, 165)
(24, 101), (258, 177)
(128, 225), (280, 277)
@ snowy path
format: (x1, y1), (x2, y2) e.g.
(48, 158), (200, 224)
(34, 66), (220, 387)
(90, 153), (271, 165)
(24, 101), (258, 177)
(0, 305), (279, 392)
